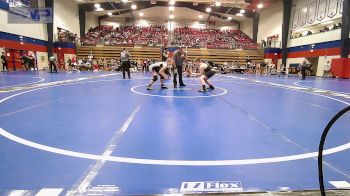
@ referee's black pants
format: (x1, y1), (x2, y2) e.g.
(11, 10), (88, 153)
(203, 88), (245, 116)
(122, 61), (130, 78)
(173, 65), (184, 86)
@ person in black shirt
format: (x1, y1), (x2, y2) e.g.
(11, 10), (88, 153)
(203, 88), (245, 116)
(194, 57), (216, 92)
(162, 48), (168, 62)
(20, 55), (29, 71)
(172, 48), (187, 87)
(1, 52), (8, 72)
(300, 58), (310, 80)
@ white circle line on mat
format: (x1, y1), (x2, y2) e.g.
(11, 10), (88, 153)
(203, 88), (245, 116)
(0, 78), (349, 166)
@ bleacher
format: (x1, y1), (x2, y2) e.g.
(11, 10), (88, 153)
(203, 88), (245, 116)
(77, 25), (262, 65)
(76, 46), (161, 62)
(76, 46), (262, 65)
(185, 48), (262, 65)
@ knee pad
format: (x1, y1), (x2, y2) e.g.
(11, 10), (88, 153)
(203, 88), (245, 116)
(152, 75), (158, 82)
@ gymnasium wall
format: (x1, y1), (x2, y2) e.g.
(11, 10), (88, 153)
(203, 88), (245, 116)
(100, 19), (122, 28)
(257, 1), (283, 43)
(290, 0), (342, 31)
(0, 0), (79, 70)
(54, 0), (80, 39)
(85, 12), (99, 32)
(240, 18), (253, 38)
(100, 17), (239, 30)
(288, 29), (341, 47)
(0, 7), (47, 40)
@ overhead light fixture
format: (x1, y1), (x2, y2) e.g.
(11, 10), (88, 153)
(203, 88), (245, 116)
(169, 14), (174, 19)
(94, 3), (100, 8)
(257, 3), (263, 9)
(96, 7), (104, 11)
(198, 14), (203, 19)
(215, 1), (221, 7)
(169, 0), (175, 5)
(169, 6), (175, 11)
(206, 7), (211, 13)
(139, 12), (144, 16)
(108, 12), (112, 16)
(121, 0), (128, 2)
(131, 4), (137, 9)
(236, 13), (243, 16)
(240, 9), (245, 14)
(228, 16), (232, 20)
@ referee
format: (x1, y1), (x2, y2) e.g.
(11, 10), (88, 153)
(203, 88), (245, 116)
(172, 47), (187, 88)
(121, 48), (131, 79)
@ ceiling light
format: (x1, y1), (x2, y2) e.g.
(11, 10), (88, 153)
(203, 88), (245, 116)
(139, 12), (144, 16)
(240, 9), (245, 14)
(228, 16), (232, 20)
(198, 14), (203, 19)
(206, 7), (211, 13)
(169, 0), (175, 5)
(257, 3), (263, 9)
(169, 6), (175, 11)
(215, 1), (221, 7)
(131, 4), (137, 9)
(94, 3), (100, 8)
(121, 0), (128, 2)
(108, 12), (112, 16)
(169, 14), (174, 19)
(236, 13), (243, 16)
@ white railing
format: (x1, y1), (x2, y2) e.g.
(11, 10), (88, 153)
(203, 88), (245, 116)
(288, 29), (341, 47)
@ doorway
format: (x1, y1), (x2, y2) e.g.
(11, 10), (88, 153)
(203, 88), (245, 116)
(306, 57), (318, 76)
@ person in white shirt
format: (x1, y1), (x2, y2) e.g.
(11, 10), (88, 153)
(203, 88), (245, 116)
(147, 58), (174, 90)
(323, 61), (331, 77)
(120, 48), (131, 79)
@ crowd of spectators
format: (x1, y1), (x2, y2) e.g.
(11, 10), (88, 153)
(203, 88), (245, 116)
(57, 28), (77, 43)
(81, 25), (168, 47)
(105, 26), (168, 46)
(80, 25), (258, 49)
(173, 27), (258, 49)
(290, 22), (342, 39)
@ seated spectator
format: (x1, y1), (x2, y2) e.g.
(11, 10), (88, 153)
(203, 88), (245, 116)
(320, 26), (330, 32)
(333, 23), (341, 30)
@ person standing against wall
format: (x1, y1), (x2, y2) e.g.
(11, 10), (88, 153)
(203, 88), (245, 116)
(1, 52), (8, 72)
(323, 61), (331, 78)
(172, 47), (187, 88)
(121, 48), (131, 79)
(300, 58), (310, 80)
(49, 55), (58, 73)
